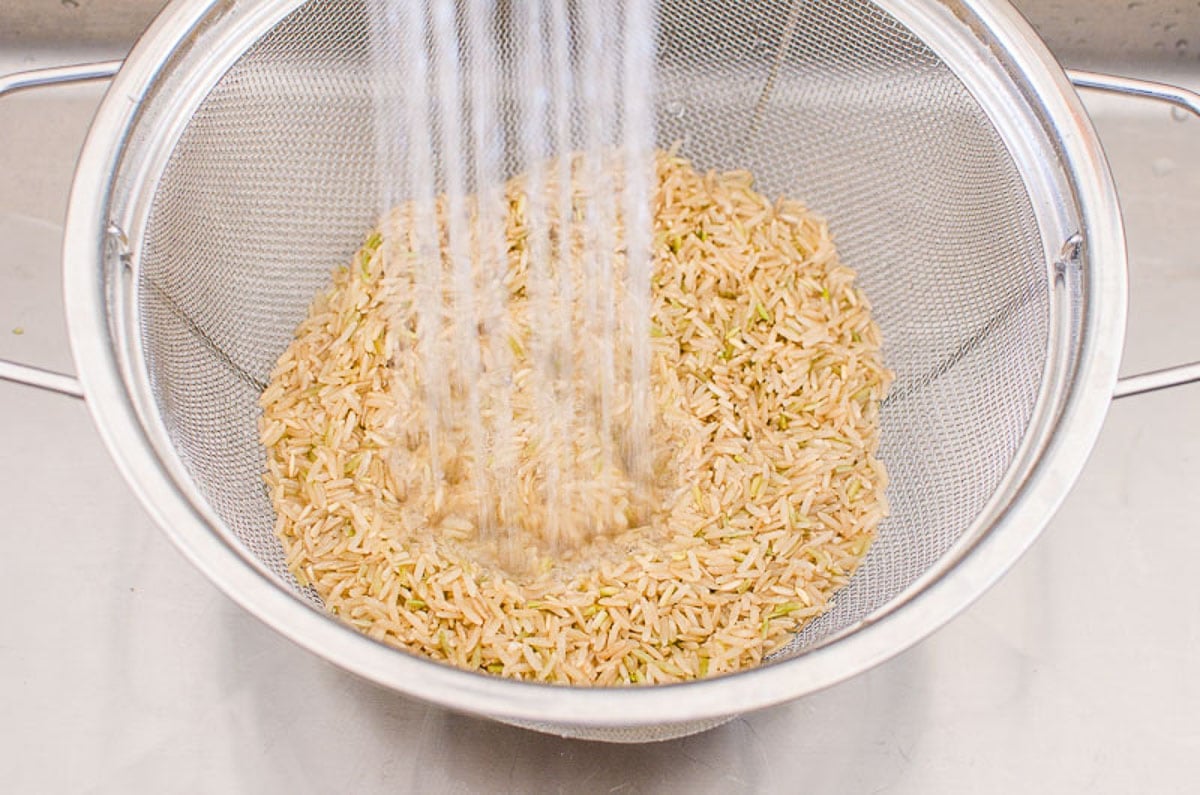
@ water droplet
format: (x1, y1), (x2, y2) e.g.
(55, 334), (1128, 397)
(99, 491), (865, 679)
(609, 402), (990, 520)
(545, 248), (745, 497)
(1176, 38), (1189, 52)
(1152, 157), (1176, 176)
(1127, 0), (1143, 8)
(1171, 105), (1191, 122)
(665, 101), (685, 119)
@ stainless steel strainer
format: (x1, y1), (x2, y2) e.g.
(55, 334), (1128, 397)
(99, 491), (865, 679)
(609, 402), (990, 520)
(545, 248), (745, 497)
(3, 0), (1200, 743)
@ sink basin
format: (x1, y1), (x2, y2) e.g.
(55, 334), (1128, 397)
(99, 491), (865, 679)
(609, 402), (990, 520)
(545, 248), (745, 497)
(0, 0), (1196, 788)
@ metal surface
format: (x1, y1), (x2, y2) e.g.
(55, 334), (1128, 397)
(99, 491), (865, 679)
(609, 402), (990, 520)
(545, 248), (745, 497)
(1, 0), (1198, 787)
(45, 0), (1128, 738)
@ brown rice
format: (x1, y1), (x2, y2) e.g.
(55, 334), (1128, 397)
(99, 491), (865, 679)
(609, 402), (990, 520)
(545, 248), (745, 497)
(258, 151), (891, 685)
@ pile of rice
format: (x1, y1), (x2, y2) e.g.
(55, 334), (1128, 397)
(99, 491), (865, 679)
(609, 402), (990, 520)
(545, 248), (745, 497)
(259, 151), (891, 685)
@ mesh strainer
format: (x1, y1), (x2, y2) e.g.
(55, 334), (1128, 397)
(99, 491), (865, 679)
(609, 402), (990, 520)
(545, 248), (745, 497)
(3, 0), (1200, 743)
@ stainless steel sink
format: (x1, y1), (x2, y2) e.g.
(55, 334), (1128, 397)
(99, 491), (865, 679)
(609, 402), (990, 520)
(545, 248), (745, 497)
(1, 2), (1197, 791)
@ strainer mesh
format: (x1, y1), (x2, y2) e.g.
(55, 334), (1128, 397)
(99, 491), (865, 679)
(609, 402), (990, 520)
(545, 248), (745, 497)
(137, 0), (1049, 658)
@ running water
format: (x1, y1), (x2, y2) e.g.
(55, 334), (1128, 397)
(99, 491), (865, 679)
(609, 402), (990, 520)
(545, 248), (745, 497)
(368, 0), (658, 570)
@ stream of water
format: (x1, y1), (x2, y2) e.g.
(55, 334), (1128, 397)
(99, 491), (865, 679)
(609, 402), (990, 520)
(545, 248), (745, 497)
(367, 0), (658, 565)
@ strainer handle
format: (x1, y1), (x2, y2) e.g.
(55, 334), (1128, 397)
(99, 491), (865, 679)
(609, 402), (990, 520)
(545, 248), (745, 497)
(1068, 70), (1200, 399)
(0, 60), (121, 95)
(0, 60), (122, 400)
(1068, 70), (1200, 116)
